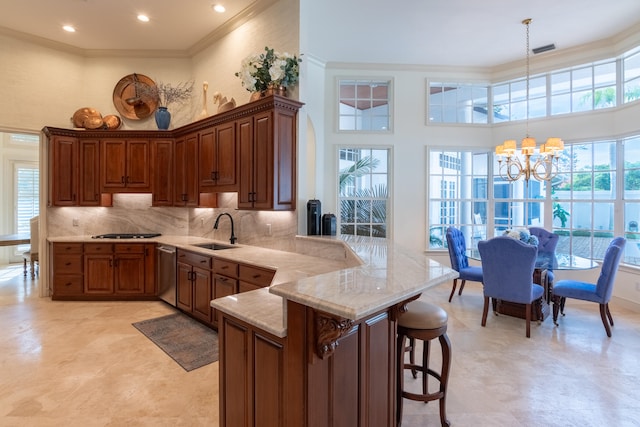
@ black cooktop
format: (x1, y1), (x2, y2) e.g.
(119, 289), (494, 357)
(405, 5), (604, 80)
(91, 233), (162, 239)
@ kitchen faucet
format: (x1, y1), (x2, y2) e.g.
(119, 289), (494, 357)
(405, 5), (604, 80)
(214, 212), (237, 244)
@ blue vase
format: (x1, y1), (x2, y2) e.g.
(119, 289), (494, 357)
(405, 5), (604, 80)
(155, 106), (171, 130)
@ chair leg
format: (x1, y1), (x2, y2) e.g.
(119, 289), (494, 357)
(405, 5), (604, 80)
(552, 295), (561, 326)
(437, 333), (452, 427)
(457, 279), (467, 296)
(422, 339), (430, 396)
(408, 337), (417, 379)
(599, 304), (613, 337)
(605, 303), (614, 326)
(560, 297), (567, 315)
(525, 303), (531, 338)
(23, 259), (27, 277)
(448, 279), (458, 302)
(396, 333), (406, 427)
(481, 296), (489, 326)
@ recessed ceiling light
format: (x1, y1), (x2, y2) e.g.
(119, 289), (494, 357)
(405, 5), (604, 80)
(62, 25), (76, 33)
(213, 4), (226, 13)
(137, 14), (150, 22)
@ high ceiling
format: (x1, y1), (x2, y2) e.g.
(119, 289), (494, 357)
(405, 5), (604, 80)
(1, 0), (639, 68)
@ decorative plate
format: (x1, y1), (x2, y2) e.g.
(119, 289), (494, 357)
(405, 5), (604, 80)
(112, 73), (159, 120)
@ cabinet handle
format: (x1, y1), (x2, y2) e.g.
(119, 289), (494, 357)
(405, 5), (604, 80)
(182, 193), (187, 202)
(65, 262), (71, 266)
(252, 274), (261, 279)
(121, 176), (125, 184)
(219, 276), (228, 282)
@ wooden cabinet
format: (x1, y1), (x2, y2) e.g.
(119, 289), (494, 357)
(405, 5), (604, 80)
(212, 258), (239, 327)
(78, 140), (101, 206)
(51, 243), (84, 298)
(173, 133), (199, 206)
(198, 122), (238, 192)
(177, 249), (214, 325)
(49, 135), (78, 206)
(238, 264), (275, 293)
(82, 243), (155, 297)
(218, 315), (285, 427)
(218, 300), (398, 427)
(101, 139), (150, 192)
(237, 103), (297, 210)
(151, 139), (173, 206)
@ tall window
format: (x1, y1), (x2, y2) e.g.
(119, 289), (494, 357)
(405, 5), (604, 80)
(338, 79), (392, 131)
(338, 148), (390, 238)
(428, 150), (489, 249)
(428, 82), (489, 124)
(623, 136), (640, 263)
(15, 163), (39, 234)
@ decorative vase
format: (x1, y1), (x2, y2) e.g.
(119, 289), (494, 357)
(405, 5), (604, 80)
(266, 84), (287, 97)
(155, 106), (171, 130)
(249, 91), (262, 102)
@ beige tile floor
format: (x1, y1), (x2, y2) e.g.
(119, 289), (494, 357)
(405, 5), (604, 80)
(1, 263), (639, 426)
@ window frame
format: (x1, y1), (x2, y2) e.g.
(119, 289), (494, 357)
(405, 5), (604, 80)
(336, 77), (394, 133)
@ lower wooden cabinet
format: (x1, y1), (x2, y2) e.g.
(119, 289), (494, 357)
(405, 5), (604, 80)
(51, 243), (84, 298)
(51, 242), (155, 300)
(218, 314), (285, 427)
(177, 249), (214, 325)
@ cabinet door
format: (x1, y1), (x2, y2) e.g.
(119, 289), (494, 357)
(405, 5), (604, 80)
(215, 122), (238, 190)
(126, 139), (150, 189)
(177, 262), (193, 312)
(252, 112), (275, 209)
(84, 254), (114, 294)
(198, 128), (216, 188)
(78, 139), (101, 206)
(237, 116), (254, 209)
(115, 253), (146, 294)
(50, 136), (78, 206)
(101, 139), (127, 190)
(193, 266), (213, 324)
(151, 139), (173, 206)
(174, 134), (199, 206)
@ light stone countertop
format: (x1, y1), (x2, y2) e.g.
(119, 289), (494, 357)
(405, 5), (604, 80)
(211, 236), (459, 337)
(48, 235), (458, 338)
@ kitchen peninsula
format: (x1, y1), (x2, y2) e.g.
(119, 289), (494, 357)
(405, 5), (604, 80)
(211, 235), (458, 427)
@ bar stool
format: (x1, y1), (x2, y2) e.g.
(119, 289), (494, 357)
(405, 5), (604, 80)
(396, 300), (451, 427)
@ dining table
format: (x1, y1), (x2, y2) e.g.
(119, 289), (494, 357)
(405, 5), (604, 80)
(0, 233), (30, 247)
(466, 248), (598, 321)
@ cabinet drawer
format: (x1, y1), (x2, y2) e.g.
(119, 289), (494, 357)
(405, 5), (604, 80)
(84, 243), (114, 253)
(115, 244), (145, 254)
(239, 264), (275, 287)
(54, 255), (83, 274)
(53, 243), (83, 254)
(53, 275), (84, 295)
(213, 258), (239, 277)
(177, 250), (212, 269)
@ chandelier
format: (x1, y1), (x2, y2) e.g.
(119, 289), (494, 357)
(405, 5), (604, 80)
(495, 18), (564, 184)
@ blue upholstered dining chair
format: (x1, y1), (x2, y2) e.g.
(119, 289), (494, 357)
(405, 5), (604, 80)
(552, 237), (626, 337)
(478, 236), (543, 338)
(445, 227), (483, 302)
(529, 227), (559, 285)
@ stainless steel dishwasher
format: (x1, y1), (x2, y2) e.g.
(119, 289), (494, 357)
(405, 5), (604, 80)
(157, 245), (177, 306)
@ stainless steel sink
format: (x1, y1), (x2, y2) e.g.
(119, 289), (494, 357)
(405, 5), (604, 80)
(193, 243), (237, 250)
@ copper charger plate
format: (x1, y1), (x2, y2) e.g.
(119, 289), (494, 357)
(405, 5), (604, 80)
(112, 73), (159, 120)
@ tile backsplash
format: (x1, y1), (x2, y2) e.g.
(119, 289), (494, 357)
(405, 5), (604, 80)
(46, 193), (298, 251)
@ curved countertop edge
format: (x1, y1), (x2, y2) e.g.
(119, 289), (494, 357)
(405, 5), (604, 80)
(213, 237), (459, 337)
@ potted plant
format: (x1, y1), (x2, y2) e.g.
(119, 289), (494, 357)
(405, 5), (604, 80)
(236, 46), (302, 99)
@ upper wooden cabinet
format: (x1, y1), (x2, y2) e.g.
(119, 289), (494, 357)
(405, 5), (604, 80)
(151, 139), (173, 206)
(44, 95), (302, 210)
(101, 139), (150, 192)
(237, 102), (298, 210)
(198, 121), (238, 193)
(174, 133), (200, 207)
(48, 134), (101, 206)
(49, 135), (78, 206)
